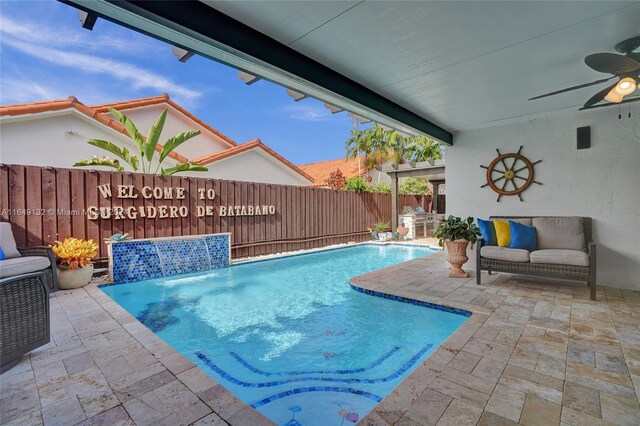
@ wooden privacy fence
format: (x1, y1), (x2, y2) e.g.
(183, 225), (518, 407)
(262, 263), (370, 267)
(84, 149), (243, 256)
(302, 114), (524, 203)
(0, 164), (432, 259)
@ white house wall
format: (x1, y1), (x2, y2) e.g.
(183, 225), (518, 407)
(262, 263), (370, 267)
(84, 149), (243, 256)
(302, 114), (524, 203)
(446, 105), (640, 290)
(110, 104), (232, 160)
(186, 149), (311, 186)
(0, 112), (179, 171)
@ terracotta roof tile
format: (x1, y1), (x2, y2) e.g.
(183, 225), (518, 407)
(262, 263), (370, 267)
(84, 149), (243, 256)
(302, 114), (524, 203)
(1, 95), (310, 180)
(298, 156), (365, 186)
(92, 93), (238, 147)
(193, 138), (314, 182)
(0, 96), (188, 163)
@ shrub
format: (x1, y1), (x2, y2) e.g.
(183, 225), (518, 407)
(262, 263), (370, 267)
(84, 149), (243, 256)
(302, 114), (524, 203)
(325, 169), (347, 190)
(400, 177), (431, 195)
(367, 182), (391, 193)
(344, 177), (368, 192)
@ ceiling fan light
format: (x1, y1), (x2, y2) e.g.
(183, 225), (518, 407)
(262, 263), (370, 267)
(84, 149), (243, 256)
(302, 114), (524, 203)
(614, 77), (636, 95)
(604, 89), (624, 103)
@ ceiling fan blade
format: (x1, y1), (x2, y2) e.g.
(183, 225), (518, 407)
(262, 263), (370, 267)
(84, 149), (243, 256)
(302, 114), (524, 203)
(615, 36), (640, 54)
(585, 53), (640, 75)
(528, 77), (614, 100)
(583, 82), (618, 109)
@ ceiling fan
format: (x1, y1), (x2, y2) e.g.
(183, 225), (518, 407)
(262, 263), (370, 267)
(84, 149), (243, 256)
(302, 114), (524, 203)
(529, 36), (640, 109)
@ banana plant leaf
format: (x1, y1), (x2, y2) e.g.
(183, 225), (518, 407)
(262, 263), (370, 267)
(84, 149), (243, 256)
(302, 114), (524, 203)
(109, 108), (144, 151)
(161, 162), (208, 176)
(87, 139), (139, 171)
(73, 158), (124, 172)
(158, 130), (201, 164)
(142, 109), (167, 162)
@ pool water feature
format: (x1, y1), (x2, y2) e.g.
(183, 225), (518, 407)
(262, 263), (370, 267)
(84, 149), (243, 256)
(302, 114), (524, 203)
(100, 244), (469, 425)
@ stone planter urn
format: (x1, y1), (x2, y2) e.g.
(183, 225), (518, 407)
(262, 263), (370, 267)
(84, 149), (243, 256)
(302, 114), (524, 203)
(57, 264), (94, 289)
(445, 239), (469, 278)
(378, 232), (389, 241)
(397, 226), (409, 239)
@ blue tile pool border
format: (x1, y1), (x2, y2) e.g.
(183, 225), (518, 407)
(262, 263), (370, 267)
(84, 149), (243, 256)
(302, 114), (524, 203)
(100, 242), (438, 288)
(349, 285), (473, 318)
(233, 242), (440, 267)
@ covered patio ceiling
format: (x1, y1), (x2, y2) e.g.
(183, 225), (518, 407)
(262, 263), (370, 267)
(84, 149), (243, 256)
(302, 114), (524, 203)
(62, 1), (640, 142)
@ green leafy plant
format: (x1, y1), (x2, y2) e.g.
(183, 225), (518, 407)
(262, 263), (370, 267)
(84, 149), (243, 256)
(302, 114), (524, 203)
(399, 177), (431, 195)
(373, 221), (390, 232)
(344, 177), (368, 192)
(434, 216), (482, 247)
(74, 108), (208, 176)
(367, 182), (391, 193)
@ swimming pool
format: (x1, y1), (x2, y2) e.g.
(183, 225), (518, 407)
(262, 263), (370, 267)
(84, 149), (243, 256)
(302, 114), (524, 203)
(100, 244), (469, 425)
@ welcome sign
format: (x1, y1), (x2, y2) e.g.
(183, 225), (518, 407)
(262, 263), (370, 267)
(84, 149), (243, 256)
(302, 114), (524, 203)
(86, 184), (276, 220)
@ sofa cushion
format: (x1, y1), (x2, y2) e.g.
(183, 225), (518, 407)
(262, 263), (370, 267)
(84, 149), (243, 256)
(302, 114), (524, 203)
(493, 220), (511, 247)
(477, 218), (497, 246)
(481, 246), (530, 262)
(509, 220), (537, 252)
(0, 222), (21, 259)
(532, 217), (585, 251)
(530, 249), (590, 267)
(0, 256), (51, 279)
(492, 217), (533, 226)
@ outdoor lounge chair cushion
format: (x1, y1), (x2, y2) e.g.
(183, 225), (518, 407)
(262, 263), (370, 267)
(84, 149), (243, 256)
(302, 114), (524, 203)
(530, 249), (590, 267)
(0, 222), (21, 259)
(532, 217), (585, 251)
(480, 246), (530, 263)
(0, 256), (51, 279)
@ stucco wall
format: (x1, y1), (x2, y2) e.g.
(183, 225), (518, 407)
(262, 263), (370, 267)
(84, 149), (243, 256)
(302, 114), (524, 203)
(107, 105), (232, 160)
(446, 105), (640, 290)
(186, 149), (310, 185)
(0, 112), (177, 170)
(1, 110), (309, 185)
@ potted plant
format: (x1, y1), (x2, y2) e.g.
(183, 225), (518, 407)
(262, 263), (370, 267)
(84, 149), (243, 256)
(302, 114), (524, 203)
(51, 238), (99, 289)
(434, 216), (481, 278)
(397, 224), (409, 239)
(374, 221), (391, 241)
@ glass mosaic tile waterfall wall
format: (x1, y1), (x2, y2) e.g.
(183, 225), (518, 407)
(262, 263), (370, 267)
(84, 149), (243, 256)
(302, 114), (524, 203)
(109, 234), (230, 283)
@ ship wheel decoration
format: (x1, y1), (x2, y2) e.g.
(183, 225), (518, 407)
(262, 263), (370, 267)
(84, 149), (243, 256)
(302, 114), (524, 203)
(480, 146), (542, 202)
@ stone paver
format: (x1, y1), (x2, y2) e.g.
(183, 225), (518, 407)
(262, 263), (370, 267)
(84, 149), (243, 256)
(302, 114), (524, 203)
(1, 248), (638, 425)
(352, 250), (640, 425)
(0, 280), (273, 426)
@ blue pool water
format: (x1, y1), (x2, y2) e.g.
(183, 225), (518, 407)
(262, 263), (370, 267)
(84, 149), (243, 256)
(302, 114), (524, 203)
(100, 244), (469, 425)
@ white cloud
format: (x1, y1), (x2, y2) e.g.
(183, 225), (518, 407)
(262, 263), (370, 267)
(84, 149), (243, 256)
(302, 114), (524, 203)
(0, 15), (201, 106)
(2, 38), (201, 105)
(0, 79), (64, 104)
(0, 15), (156, 55)
(281, 103), (331, 122)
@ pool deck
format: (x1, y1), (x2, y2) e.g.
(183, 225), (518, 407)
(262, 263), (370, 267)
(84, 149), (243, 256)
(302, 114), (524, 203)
(1, 248), (638, 425)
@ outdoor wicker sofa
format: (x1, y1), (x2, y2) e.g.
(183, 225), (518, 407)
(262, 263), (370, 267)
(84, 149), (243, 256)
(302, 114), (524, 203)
(476, 216), (597, 300)
(0, 271), (50, 373)
(0, 222), (58, 291)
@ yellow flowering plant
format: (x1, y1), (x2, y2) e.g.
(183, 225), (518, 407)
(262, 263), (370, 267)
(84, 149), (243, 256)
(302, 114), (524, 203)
(50, 238), (98, 270)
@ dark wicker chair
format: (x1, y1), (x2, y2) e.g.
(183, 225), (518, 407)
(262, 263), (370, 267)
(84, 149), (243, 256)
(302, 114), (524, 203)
(476, 216), (597, 300)
(16, 246), (58, 292)
(1, 271), (50, 373)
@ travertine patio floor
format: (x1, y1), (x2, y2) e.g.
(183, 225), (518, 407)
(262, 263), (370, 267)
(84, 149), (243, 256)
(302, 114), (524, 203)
(1, 249), (638, 425)
(353, 252), (640, 426)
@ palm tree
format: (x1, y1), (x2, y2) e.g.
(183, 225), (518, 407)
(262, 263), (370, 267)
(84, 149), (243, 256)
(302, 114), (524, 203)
(345, 124), (443, 182)
(403, 135), (443, 163)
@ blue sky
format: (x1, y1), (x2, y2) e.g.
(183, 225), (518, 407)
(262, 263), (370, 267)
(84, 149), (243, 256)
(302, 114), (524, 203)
(0, 0), (358, 164)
